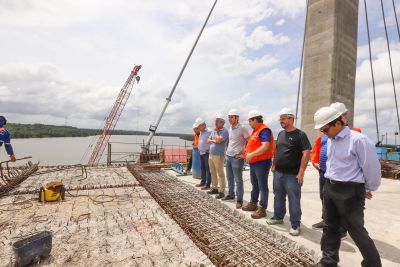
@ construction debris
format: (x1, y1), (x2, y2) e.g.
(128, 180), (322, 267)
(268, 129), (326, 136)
(128, 164), (316, 267)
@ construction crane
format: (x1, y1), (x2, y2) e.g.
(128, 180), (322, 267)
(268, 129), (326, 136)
(87, 65), (142, 166)
(142, 0), (218, 153)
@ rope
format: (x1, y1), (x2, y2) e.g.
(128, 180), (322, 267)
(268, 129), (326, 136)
(363, 0), (380, 143)
(392, 0), (400, 41)
(295, 0), (309, 125)
(380, 0), (400, 135)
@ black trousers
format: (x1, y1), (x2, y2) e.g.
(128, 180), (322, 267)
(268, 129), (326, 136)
(320, 181), (381, 267)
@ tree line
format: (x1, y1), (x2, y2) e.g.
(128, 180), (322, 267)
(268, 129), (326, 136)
(7, 123), (193, 141)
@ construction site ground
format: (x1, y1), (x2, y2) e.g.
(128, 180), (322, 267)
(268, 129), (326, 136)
(0, 166), (213, 267)
(174, 165), (400, 267)
(0, 164), (398, 266)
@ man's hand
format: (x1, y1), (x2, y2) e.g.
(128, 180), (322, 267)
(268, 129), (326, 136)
(271, 165), (276, 173)
(245, 153), (253, 163)
(207, 139), (213, 144)
(10, 155), (16, 162)
(296, 170), (304, 184)
(235, 154), (245, 159)
(365, 191), (373, 200)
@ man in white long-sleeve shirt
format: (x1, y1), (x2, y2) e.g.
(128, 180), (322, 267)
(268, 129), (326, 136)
(311, 106), (381, 267)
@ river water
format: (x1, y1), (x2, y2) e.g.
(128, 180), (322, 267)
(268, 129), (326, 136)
(0, 135), (189, 166)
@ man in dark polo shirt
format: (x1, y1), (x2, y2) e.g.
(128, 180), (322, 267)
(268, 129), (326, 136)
(267, 108), (311, 236)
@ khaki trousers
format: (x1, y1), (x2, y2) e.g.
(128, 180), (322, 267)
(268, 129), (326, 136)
(208, 154), (226, 193)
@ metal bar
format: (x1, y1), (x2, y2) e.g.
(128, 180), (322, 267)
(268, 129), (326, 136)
(143, 0), (218, 151)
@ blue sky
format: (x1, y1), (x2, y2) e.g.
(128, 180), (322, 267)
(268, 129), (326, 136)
(0, 0), (399, 143)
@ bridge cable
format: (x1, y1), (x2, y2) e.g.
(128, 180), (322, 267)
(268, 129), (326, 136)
(363, 0), (380, 143)
(392, 0), (400, 41)
(295, 0), (309, 125)
(380, 0), (400, 136)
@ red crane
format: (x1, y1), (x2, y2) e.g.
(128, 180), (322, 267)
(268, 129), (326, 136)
(87, 65), (142, 166)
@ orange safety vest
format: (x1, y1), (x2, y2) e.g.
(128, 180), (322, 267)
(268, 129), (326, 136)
(245, 123), (274, 163)
(193, 134), (199, 148)
(311, 132), (323, 164)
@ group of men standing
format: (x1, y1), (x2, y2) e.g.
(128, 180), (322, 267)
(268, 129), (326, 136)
(192, 107), (311, 237)
(191, 102), (382, 267)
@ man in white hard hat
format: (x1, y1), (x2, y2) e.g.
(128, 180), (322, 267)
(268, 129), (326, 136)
(193, 118), (212, 190)
(330, 102), (361, 133)
(240, 110), (274, 219)
(222, 109), (249, 208)
(207, 114), (229, 199)
(311, 102), (359, 233)
(267, 107), (311, 236)
(311, 106), (381, 267)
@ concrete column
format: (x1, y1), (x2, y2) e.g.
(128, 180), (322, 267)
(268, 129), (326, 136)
(301, 0), (359, 143)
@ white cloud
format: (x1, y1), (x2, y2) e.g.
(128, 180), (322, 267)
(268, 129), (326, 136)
(276, 19), (286, 26)
(247, 26), (289, 49)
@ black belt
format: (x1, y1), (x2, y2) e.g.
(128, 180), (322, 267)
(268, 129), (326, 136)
(327, 179), (364, 186)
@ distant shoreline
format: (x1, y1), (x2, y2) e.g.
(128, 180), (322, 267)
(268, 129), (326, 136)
(7, 123), (193, 141)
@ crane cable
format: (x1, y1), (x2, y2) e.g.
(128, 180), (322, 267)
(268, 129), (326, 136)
(380, 0), (400, 137)
(363, 0), (380, 143)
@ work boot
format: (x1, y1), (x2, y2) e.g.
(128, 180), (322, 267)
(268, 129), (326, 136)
(241, 201), (257, 212)
(251, 206), (266, 219)
(215, 192), (224, 199)
(195, 183), (205, 187)
(221, 195), (235, 201)
(201, 185), (210, 190)
(207, 188), (219, 194)
(312, 220), (324, 229)
(236, 202), (243, 209)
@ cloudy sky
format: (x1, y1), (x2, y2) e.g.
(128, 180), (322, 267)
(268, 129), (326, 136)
(0, 0), (399, 144)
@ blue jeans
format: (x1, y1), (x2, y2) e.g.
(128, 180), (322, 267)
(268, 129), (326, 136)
(200, 153), (211, 186)
(225, 156), (245, 202)
(273, 171), (302, 227)
(249, 162), (270, 209)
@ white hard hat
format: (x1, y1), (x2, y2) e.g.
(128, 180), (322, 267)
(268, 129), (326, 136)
(247, 110), (262, 120)
(193, 118), (205, 128)
(330, 102), (348, 115)
(228, 109), (239, 116)
(215, 113), (225, 121)
(279, 107), (296, 118)
(314, 106), (342, 129)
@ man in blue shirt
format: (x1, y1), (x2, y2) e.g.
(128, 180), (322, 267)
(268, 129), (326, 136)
(193, 118), (212, 190)
(312, 106), (381, 267)
(0, 116), (16, 162)
(207, 114), (229, 199)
